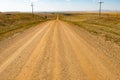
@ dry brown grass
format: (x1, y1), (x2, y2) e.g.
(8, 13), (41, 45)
(60, 12), (120, 45)
(0, 13), (55, 41)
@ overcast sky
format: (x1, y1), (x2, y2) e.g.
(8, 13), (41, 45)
(0, 0), (120, 12)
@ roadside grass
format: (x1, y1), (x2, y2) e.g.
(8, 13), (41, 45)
(0, 13), (55, 41)
(60, 12), (120, 45)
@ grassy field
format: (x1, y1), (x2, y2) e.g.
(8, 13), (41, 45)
(0, 12), (55, 41)
(60, 12), (120, 45)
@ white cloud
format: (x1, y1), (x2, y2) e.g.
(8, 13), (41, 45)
(31, 0), (39, 2)
(24, 0), (39, 3)
(93, 0), (102, 2)
(66, 0), (71, 2)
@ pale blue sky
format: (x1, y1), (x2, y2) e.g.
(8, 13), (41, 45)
(0, 0), (120, 12)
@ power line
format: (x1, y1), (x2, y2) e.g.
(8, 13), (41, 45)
(98, 0), (104, 17)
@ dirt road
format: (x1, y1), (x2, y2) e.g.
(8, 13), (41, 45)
(0, 20), (120, 80)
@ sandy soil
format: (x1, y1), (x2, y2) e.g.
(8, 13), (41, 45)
(0, 20), (120, 80)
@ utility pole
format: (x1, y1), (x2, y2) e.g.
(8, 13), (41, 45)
(98, 0), (104, 17)
(31, 2), (34, 18)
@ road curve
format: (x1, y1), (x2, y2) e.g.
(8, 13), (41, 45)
(0, 20), (120, 80)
